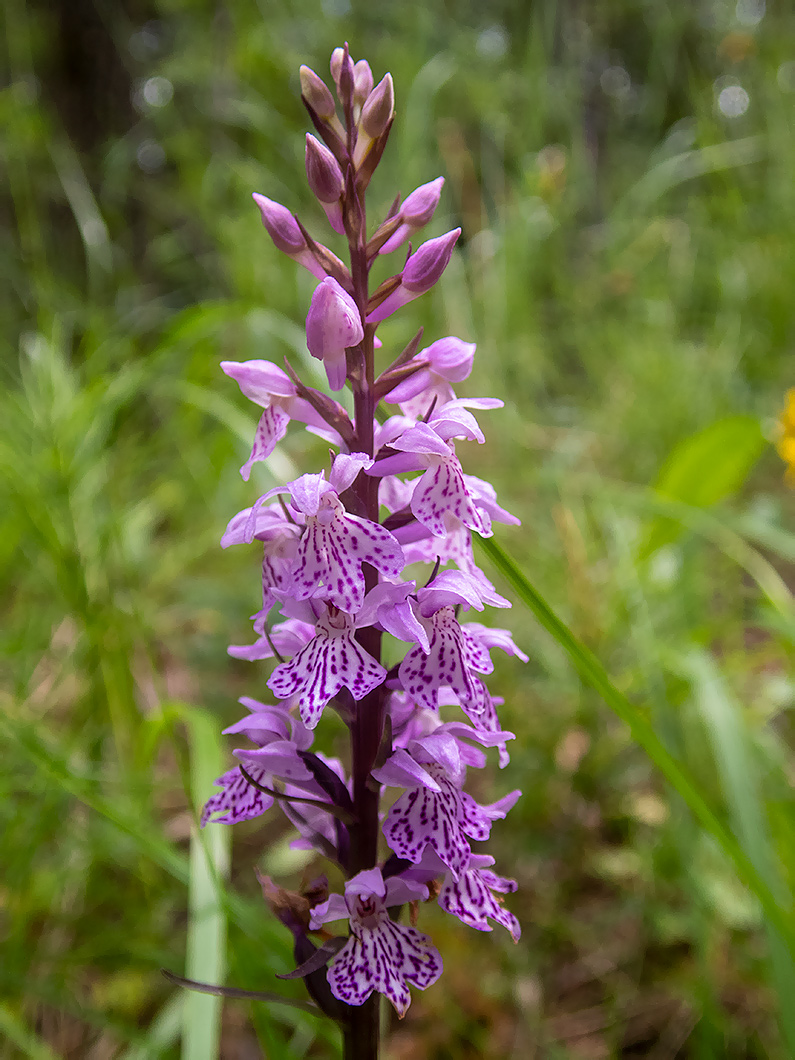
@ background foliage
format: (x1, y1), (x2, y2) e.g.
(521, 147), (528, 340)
(2, 0), (795, 1056)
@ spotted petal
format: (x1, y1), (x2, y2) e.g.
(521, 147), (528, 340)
(399, 607), (488, 715)
(200, 763), (273, 826)
(438, 857), (521, 941)
(289, 498), (404, 612)
(240, 406), (291, 480)
(409, 454), (490, 538)
(268, 610), (386, 728)
(381, 767), (472, 878)
(459, 788), (521, 842)
(327, 917), (442, 1017)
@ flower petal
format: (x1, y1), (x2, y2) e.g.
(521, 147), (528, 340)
(268, 611), (386, 727)
(201, 764), (274, 826)
(438, 862), (521, 941)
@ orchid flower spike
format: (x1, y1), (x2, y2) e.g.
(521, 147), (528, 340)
(207, 44), (522, 1040)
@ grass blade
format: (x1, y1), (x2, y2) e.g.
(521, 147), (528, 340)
(686, 651), (795, 1056)
(182, 710), (232, 1060)
(0, 1003), (61, 1060)
(119, 993), (185, 1060)
(476, 534), (795, 951)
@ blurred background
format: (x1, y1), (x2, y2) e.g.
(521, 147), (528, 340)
(3, 0), (795, 1057)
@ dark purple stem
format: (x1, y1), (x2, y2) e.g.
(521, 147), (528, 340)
(344, 90), (383, 1060)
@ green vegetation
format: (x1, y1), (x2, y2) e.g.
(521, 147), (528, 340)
(2, 1), (795, 1056)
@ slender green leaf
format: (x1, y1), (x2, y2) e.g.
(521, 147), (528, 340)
(119, 993), (184, 1060)
(0, 1003), (61, 1060)
(182, 710), (231, 1060)
(643, 415), (766, 555)
(686, 651), (795, 1057)
(476, 535), (795, 951)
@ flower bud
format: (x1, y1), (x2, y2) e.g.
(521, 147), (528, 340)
(403, 228), (461, 293)
(380, 177), (445, 254)
(353, 59), (374, 108)
(366, 228), (461, 324)
(306, 277), (364, 391)
(299, 65), (336, 120)
(384, 336), (476, 408)
(252, 192), (344, 281)
(360, 73), (394, 140)
(403, 176), (445, 226)
(306, 133), (344, 198)
(330, 46), (354, 96)
(252, 193), (306, 255)
(329, 47), (345, 88)
(306, 135), (345, 234)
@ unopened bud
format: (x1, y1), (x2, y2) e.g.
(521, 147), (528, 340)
(330, 46), (354, 97)
(360, 73), (394, 139)
(330, 47), (345, 88)
(305, 134), (344, 203)
(366, 228), (461, 324)
(384, 336), (475, 406)
(252, 192), (305, 254)
(353, 60), (374, 108)
(306, 277), (364, 391)
(403, 227), (461, 293)
(380, 177), (445, 254)
(403, 177), (445, 226)
(305, 134), (345, 234)
(299, 65), (336, 120)
(253, 192), (345, 281)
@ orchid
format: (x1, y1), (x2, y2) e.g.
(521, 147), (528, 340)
(200, 44), (523, 1059)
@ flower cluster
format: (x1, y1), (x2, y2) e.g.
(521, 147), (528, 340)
(202, 45), (522, 1028)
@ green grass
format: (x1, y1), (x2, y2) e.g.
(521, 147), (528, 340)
(3, 0), (795, 1056)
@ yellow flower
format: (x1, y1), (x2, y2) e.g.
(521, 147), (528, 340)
(776, 389), (795, 483)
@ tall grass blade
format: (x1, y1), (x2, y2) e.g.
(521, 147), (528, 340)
(686, 651), (795, 1056)
(0, 1003), (61, 1060)
(476, 535), (795, 950)
(182, 710), (232, 1060)
(119, 993), (184, 1060)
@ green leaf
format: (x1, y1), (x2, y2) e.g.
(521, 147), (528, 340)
(119, 993), (184, 1060)
(476, 535), (795, 954)
(0, 1003), (61, 1060)
(644, 415), (765, 555)
(685, 651), (795, 1056)
(182, 710), (232, 1060)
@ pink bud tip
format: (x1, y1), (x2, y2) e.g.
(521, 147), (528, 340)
(360, 73), (394, 139)
(305, 134), (344, 203)
(380, 177), (446, 254)
(403, 228), (461, 294)
(330, 47), (345, 86)
(252, 193), (305, 255)
(330, 45), (354, 93)
(299, 65), (336, 120)
(353, 59), (374, 106)
(402, 177), (445, 225)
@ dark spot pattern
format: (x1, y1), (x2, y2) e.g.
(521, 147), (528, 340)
(200, 764), (274, 826)
(242, 404), (290, 480)
(438, 864), (521, 941)
(455, 681), (510, 766)
(409, 454), (489, 538)
(268, 609), (386, 728)
(382, 764), (472, 878)
(290, 493), (404, 613)
(399, 607), (490, 714)
(327, 910), (442, 1017)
